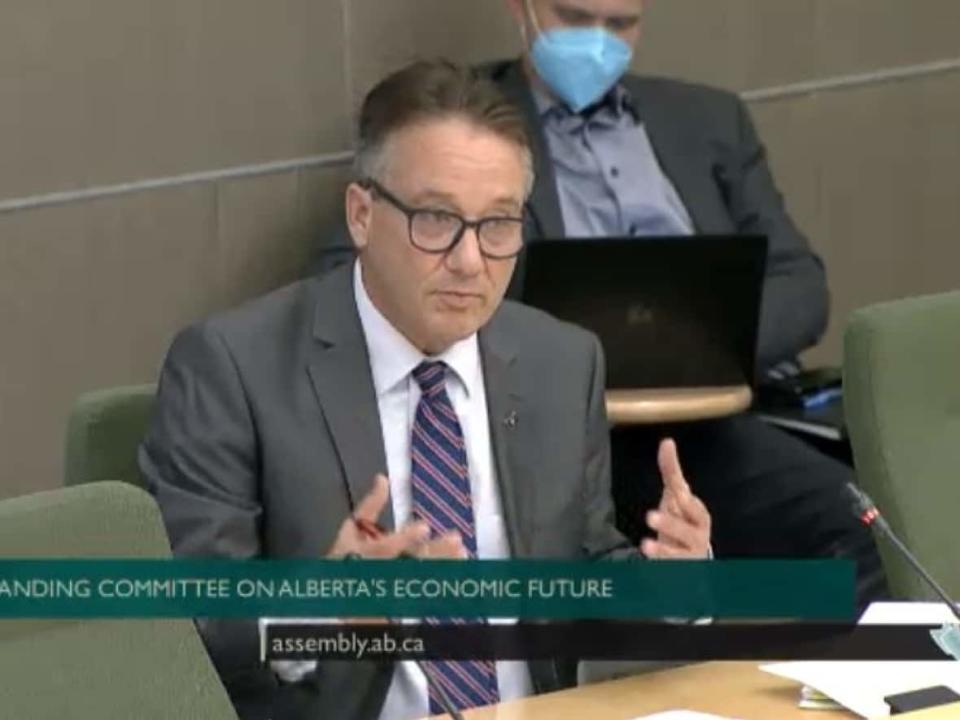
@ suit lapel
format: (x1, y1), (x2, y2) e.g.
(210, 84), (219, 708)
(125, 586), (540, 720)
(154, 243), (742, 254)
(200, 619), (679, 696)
(497, 61), (566, 239)
(479, 312), (535, 558)
(479, 305), (564, 695)
(305, 265), (394, 531)
(626, 76), (731, 234)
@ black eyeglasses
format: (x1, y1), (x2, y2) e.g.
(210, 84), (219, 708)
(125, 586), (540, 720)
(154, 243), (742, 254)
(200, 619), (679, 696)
(362, 179), (526, 260)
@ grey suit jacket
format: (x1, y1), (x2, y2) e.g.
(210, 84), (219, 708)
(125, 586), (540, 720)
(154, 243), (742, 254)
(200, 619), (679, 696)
(318, 61), (830, 374)
(139, 263), (632, 720)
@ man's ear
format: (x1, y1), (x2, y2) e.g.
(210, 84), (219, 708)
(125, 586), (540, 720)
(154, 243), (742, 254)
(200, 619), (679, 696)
(345, 182), (373, 251)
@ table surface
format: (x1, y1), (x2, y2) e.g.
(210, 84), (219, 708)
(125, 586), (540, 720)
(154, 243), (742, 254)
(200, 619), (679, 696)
(897, 702), (960, 719)
(605, 386), (754, 425)
(425, 661), (855, 720)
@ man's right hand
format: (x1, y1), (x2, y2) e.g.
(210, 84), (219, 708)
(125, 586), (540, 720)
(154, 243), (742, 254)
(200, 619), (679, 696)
(326, 473), (466, 560)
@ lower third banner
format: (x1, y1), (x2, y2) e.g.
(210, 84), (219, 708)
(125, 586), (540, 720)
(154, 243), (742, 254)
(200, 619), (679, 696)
(261, 622), (956, 663)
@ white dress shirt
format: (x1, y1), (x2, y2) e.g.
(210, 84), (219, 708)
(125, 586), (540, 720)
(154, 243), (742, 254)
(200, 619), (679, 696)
(359, 261), (533, 719)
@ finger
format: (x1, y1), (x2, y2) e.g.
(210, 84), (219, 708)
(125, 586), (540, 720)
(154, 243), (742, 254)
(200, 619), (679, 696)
(352, 474), (391, 524)
(657, 438), (690, 498)
(641, 539), (700, 559)
(674, 491), (712, 528)
(647, 510), (701, 551)
(658, 488), (682, 517)
(640, 538), (658, 558)
(326, 519), (362, 558)
(416, 531), (467, 560)
(364, 521), (431, 559)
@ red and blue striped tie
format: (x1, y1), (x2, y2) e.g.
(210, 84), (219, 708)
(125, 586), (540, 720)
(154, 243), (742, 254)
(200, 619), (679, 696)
(410, 361), (500, 713)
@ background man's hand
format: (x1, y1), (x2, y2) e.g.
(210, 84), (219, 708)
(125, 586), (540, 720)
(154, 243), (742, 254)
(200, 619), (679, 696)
(640, 439), (712, 559)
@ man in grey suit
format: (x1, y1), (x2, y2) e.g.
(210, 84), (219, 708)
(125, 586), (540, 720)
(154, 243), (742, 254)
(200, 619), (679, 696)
(140, 60), (710, 720)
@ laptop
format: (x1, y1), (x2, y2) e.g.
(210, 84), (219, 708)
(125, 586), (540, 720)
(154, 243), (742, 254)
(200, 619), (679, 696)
(520, 235), (768, 389)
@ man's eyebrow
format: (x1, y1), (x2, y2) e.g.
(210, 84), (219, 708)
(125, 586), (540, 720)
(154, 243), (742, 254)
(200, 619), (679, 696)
(554, 2), (596, 22)
(607, 13), (642, 26)
(406, 189), (461, 208)
(488, 195), (524, 213)
(490, 198), (523, 217)
(554, 1), (641, 24)
(406, 190), (523, 215)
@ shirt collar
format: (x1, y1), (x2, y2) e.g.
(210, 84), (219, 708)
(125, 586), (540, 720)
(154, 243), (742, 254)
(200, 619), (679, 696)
(353, 260), (481, 399)
(534, 82), (638, 124)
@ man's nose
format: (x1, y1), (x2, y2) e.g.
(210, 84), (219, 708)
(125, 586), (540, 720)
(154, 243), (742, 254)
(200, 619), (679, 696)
(445, 225), (485, 275)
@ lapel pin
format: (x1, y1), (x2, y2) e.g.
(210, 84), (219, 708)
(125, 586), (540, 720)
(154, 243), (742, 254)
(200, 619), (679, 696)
(503, 411), (518, 428)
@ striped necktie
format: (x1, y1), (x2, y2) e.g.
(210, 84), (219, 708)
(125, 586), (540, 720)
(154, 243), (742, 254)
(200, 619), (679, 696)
(410, 360), (500, 713)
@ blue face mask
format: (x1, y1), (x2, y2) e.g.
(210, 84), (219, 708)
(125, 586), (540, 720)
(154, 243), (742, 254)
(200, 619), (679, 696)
(530, 26), (633, 112)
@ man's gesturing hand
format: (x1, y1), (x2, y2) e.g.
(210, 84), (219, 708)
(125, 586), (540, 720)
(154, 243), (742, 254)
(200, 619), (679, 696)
(640, 439), (712, 559)
(327, 474), (466, 560)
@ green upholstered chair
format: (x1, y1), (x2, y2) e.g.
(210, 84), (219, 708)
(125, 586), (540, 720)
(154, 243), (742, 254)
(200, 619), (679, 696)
(0, 482), (238, 719)
(64, 384), (156, 487)
(843, 291), (960, 600)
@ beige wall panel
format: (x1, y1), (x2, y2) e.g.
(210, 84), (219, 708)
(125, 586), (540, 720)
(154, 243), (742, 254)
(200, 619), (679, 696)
(811, 88), (918, 364)
(0, 0), (349, 200)
(639, 0), (818, 92)
(345, 0), (520, 107)
(216, 172), (302, 308)
(642, 0), (960, 93)
(301, 164), (353, 263)
(733, 0), (818, 90)
(750, 95), (824, 248)
(215, 164), (352, 308)
(634, 0), (738, 89)
(803, 72), (960, 364)
(814, 0), (960, 78)
(0, 185), (218, 499)
(908, 73), (960, 295)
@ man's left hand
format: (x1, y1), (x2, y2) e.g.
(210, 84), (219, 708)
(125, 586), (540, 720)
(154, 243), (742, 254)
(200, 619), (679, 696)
(640, 438), (712, 559)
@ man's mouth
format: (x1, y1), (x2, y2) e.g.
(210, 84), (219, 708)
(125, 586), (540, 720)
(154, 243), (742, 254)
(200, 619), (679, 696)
(434, 290), (484, 307)
(437, 290), (482, 298)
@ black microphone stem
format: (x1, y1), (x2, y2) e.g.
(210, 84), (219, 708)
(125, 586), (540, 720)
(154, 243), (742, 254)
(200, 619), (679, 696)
(847, 482), (960, 623)
(871, 515), (960, 623)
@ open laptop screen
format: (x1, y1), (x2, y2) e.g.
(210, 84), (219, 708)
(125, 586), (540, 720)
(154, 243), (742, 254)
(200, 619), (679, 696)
(520, 235), (767, 389)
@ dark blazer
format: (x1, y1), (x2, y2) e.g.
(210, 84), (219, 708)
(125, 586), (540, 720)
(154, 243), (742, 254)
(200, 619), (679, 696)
(139, 263), (632, 720)
(318, 61), (829, 374)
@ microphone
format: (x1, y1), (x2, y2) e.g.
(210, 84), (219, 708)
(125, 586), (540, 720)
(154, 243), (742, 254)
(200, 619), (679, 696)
(845, 482), (960, 622)
(415, 660), (466, 720)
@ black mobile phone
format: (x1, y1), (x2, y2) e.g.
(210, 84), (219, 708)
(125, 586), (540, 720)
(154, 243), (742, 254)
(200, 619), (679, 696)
(885, 685), (960, 714)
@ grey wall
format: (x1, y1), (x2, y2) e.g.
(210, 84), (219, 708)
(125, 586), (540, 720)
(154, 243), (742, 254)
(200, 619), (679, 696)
(1, 1), (959, 499)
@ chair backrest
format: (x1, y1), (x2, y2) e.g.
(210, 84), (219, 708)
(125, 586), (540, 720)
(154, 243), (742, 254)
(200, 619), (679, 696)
(0, 483), (238, 719)
(64, 384), (156, 487)
(844, 291), (960, 600)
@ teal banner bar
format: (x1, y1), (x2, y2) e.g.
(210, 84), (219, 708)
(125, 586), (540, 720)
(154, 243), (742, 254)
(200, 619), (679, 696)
(0, 559), (854, 620)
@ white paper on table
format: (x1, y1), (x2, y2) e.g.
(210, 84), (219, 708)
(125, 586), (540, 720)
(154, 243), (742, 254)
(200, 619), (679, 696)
(629, 713), (742, 720)
(760, 662), (960, 719)
(761, 602), (960, 718)
(858, 601), (958, 625)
